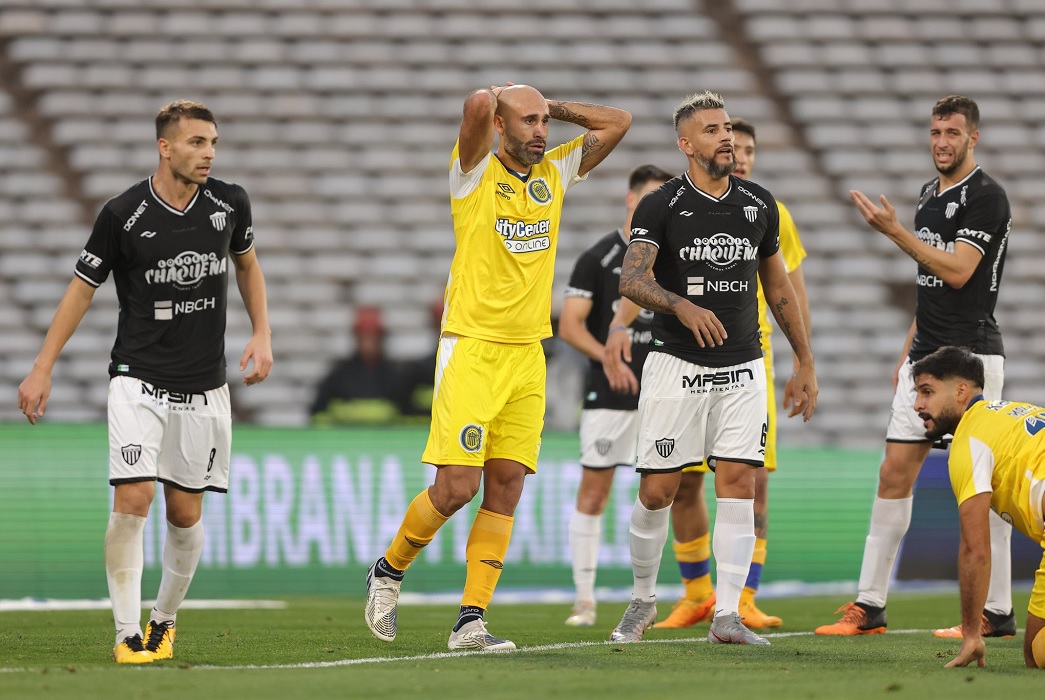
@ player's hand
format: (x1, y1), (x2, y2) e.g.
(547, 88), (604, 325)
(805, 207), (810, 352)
(945, 636), (985, 668)
(677, 302), (726, 348)
(240, 332), (273, 386)
(891, 355), (907, 392)
(602, 328), (638, 395)
(783, 371), (798, 413)
(17, 366), (52, 425)
(850, 190), (901, 237)
(787, 364), (818, 421)
(490, 82), (515, 98)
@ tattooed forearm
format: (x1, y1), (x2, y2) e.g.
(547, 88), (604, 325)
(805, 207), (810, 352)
(547, 101), (600, 128)
(771, 293), (808, 357)
(619, 243), (685, 315)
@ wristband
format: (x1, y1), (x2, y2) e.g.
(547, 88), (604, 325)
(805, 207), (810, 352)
(608, 325), (628, 334)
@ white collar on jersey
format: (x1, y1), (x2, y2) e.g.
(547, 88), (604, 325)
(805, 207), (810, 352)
(148, 176), (201, 216)
(934, 165), (981, 198)
(683, 171), (733, 202)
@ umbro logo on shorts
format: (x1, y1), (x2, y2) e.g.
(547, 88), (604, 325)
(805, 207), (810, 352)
(655, 438), (675, 459)
(121, 444), (142, 466)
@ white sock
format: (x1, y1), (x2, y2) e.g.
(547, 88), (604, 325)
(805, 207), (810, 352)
(152, 520), (205, 624)
(569, 510), (602, 604)
(105, 512), (147, 645)
(629, 500), (671, 603)
(712, 498), (756, 618)
(986, 508), (1013, 614)
(856, 496), (913, 608)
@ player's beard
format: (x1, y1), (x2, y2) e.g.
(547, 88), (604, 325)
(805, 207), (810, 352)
(921, 406), (961, 441)
(697, 151), (736, 179)
(503, 132), (545, 167)
(935, 137), (971, 177)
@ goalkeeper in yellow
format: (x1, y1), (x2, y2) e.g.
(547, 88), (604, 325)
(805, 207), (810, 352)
(362, 83), (631, 651)
(910, 346), (1045, 669)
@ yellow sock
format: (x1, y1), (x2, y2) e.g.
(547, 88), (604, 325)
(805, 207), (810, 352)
(384, 489), (449, 572)
(673, 534), (713, 601)
(462, 509), (514, 609)
(742, 536), (768, 600)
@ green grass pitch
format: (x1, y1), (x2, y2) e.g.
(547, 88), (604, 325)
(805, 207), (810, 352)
(0, 593), (1040, 699)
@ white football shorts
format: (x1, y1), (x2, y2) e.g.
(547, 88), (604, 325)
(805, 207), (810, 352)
(636, 353), (768, 472)
(579, 408), (639, 468)
(108, 376), (232, 493)
(887, 353), (1003, 442)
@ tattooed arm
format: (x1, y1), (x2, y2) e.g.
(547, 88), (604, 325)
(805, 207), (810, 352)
(849, 189), (983, 288)
(760, 252), (817, 421)
(547, 99), (631, 178)
(619, 241), (727, 348)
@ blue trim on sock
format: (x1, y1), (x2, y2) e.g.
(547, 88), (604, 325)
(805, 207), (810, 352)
(679, 560), (710, 580)
(744, 562), (763, 590)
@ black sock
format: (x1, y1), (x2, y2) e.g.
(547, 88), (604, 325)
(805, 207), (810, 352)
(374, 558), (405, 582)
(855, 601), (884, 615)
(453, 606), (485, 632)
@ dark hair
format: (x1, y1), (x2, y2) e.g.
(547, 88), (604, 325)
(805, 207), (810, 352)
(911, 346), (985, 389)
(628, 164), (672, 191)
(155, 100), (216, 140)
(672, 91), (725, 131)
(931, 95), (979, 132)
(730, 117), (756, 144)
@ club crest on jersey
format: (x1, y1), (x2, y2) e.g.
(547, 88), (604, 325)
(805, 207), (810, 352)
(527, 178), (552, 204)
(209, 211), (227, 231)
(945, 202), (959, 219)
(1025, 415), (1045, 437)
(459, 424), (484, 453)
(121, 444), (142, 466)
(655, 438), (675, 459)
(595, 439), (612, 456)
(744, 206), (758, 223)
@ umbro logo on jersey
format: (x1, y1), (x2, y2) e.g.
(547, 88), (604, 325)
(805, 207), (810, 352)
(209, 211), (227, 231)
(497, 183), (515, 194)
(679, 211), (693, 216)
(744, 206), (758, 223)
(140, 230), (157, 238)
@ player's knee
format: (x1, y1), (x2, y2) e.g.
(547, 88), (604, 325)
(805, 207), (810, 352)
(877, 458), (919, 497)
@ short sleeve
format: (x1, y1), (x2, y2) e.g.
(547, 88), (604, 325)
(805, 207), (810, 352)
(628, 189), (668, 250)
(564, 250), (600, 300)
(955, 190), (1009, 256)
(758, 193), (780, 258)
(74, 206), (119, 288)
(230, 185), (255, 255)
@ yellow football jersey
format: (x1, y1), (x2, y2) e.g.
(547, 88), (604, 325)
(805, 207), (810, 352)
(443, 135), (585, 344)
(950, 398), (1045, 543)
(756, 200), (807, 351)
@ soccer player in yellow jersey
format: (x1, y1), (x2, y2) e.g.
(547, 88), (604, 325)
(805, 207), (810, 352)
(908, 346), (1045, 668)
(604, 118), (812, 630)
(363, 83), (630, 651)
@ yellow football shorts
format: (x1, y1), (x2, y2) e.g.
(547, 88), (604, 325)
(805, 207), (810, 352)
(422, 334), (545, 473)
(682, 347), (777, 474)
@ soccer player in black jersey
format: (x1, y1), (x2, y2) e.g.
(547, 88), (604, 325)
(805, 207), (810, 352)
(608, 92), (816, 645)
(559, 164), (671, 627)
(817, 95), (1015, 638)
(17, 101), (273, 663)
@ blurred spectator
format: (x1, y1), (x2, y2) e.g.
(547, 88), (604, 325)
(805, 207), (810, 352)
(401, 298), (445, 420)
(310, 306), (411, 425)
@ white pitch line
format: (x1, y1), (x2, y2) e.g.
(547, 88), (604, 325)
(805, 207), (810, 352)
(0, 629), (940, 673)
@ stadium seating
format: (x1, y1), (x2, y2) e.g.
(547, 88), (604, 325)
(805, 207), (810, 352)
(0, 0), (1041, 447)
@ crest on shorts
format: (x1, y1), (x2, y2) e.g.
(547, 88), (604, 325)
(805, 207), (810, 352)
(209, 211), (227, 231)
(595, 439), (612, 456)
(655, 438), (675, 459)
(459, 424), (484, 453)
(945, 201), (959, 219)
(121, 444), (142, 466)
(744, 206), (758, 223)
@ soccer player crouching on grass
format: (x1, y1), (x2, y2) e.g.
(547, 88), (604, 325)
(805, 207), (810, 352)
(909, 346), (1045, 668)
